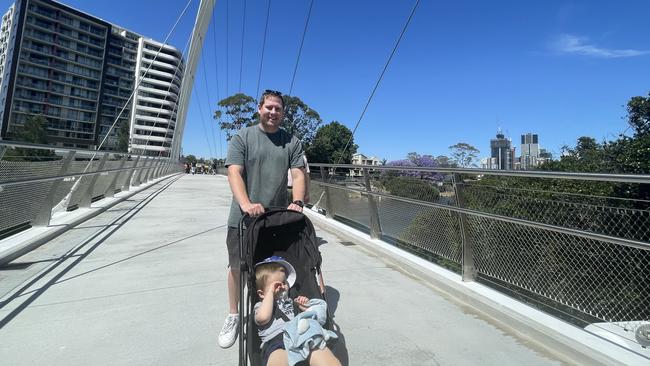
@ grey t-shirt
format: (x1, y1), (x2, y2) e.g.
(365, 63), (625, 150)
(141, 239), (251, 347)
(225, 125), (304, 227)
(254, 297), (295, 346)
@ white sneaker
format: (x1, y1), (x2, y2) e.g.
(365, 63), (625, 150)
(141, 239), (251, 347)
(218, 313), (239, 348)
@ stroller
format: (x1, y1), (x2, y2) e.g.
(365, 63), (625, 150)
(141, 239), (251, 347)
(238, 209), (333, 366)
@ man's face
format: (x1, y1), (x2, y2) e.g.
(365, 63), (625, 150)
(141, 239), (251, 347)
(258, 95), (284, 131)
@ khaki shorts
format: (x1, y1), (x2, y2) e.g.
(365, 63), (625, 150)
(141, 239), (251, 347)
(226, 226), (240, 269)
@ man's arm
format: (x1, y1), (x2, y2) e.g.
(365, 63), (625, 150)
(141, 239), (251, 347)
(287, 167), (305, 212)
(227, 164), (264, 216)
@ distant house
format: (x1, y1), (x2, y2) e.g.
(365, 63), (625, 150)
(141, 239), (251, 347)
(350, 153), (381, 177)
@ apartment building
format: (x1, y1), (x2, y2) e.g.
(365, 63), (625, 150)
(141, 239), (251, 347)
(0, 0), (184, 155)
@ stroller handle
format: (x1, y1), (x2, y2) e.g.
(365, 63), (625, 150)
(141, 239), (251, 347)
(238, 205), (303, 230)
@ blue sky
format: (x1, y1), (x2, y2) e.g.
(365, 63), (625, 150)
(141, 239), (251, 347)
(4, 0), (650, 161)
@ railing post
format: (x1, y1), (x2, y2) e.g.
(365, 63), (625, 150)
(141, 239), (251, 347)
(151, 158), (163, 179)
(32, 151), (76, 226)
(363, 168), (382, 239)
(79, 153), (109, 208)
(143, 157), (157, 182)
(153, 158), (165, 179)
(124, 156), (140, 190)
(453, 173), (477, 282)
(132, 157), (148, 186)
(320, 167), (335, 219)
(104, 156), (127, 198)
(143, 157), (157, 183)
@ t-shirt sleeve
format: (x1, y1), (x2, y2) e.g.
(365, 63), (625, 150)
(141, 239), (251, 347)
(225, 133), (245, 167)
(253, 301), (264, 326)
(289, 138), (305, 169)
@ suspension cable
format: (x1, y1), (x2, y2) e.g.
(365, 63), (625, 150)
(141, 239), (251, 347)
(153, 37), (193, 159)
(238, 0), (247, 93)
(193, 83), (215, 158)
(255, 0), (272, 101)
(334, 0), (420, 166)
(225, 0), (230, 97)
(95, 0), (194, 153)
(313, 0), (421, 207)
(52, 0), (195, 213)
(212, 4), (222, 159)
(288, 0), (314, 96)
(202, 46), (218, 158)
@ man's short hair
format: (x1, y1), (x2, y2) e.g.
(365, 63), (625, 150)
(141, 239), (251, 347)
(259, 89), (284, 108)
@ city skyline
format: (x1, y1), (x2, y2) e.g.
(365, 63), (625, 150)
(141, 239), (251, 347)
(0, 0), (647, 162)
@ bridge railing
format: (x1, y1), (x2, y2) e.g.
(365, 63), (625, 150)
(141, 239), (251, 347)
(0, 141), (182, 239)
(308, 163), (650, 350)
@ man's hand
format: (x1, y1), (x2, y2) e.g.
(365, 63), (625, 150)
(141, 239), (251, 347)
(241, 202), (265, 216)
(287, 202), (303, 213)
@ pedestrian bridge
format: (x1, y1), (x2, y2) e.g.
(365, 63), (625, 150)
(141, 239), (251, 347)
(1, 149), (649, 365)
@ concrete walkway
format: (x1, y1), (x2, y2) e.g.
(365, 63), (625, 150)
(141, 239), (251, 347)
(0, 175), (566, 365)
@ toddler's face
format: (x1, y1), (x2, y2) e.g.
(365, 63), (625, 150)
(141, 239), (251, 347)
(269, 269), (289, 298)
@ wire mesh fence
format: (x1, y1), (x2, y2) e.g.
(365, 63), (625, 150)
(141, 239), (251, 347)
(0, 144), (182, 239)
(309, 163), (650, 348)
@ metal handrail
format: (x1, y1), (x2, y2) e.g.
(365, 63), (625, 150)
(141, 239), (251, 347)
(311, 163), (650, 184)
(0, 140), (166, 159)
(310, 162), (650, 346)
(0, 164), (165, 188)
(315, 180), (650, 251)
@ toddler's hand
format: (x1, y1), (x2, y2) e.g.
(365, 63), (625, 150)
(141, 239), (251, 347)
(294, 296), (310, 311)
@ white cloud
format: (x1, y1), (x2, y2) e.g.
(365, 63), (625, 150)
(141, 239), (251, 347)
(553, 34), (649, 58)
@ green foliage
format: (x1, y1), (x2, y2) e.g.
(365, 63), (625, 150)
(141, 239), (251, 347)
(214, 93), (257, 140)
(183, 154), (198, 164)
(18, 114), (48, 144)
(398, 210), (462, 273)
(116, 120), (130, 153)
(306, 121), (357, 164)
(434, 155), (455, 168)
(383, 176), (439, 201)
(448, 142), (480, 168)
(5, 114), (56, 161)
(282, 96), (322, 146)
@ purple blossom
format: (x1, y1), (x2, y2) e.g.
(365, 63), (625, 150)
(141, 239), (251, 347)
(385, 156), (443, 181)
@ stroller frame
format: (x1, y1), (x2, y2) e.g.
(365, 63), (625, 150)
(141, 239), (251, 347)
(237, 209), (330, 366)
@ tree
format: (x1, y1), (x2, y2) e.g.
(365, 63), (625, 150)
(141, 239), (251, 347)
(306, 121), (357, 164)
(184, 154), (198, 165)
(214, 93), (257, 140)
(625, 92), (650, 137)
(17, 114), (49, 144)
(9, 114), (55, 161)
(434, 155), (455, 168)
(116, 120), (130, 153)
(448, 142), (480, 168)
(387, 152), (442, 181)
(282, 96), (322, 146)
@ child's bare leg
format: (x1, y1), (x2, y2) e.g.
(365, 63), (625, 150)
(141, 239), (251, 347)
(267, 349), (289, 366)
(308, 348), (341, 366)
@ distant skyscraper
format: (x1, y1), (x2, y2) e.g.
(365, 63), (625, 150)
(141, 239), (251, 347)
(520, 133), (540, 169)
(0, 0), (184, 155)
(489, 129), (514, 170)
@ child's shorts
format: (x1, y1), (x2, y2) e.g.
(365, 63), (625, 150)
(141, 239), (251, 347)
(261, 333), (285, 365)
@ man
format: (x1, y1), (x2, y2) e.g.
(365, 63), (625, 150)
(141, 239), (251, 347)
(218, 90), (306, 348)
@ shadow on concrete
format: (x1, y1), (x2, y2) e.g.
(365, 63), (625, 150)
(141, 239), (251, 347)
(0, 175), (181, 330)
(325, 285), (349, 365)
(316, 236), (328, 247)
